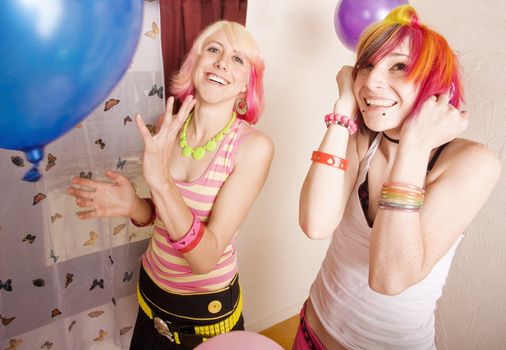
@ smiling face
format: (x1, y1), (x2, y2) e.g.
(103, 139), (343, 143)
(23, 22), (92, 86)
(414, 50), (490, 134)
(353, 37), (419, 132)
(192, 30), (251, 105)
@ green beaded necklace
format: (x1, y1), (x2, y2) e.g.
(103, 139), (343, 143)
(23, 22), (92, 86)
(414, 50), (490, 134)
(179, 112), (236, 160)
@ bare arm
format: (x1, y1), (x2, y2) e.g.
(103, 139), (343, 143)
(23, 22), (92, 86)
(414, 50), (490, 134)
(299, 66), (361, 239)
(368, 95), (501, 295)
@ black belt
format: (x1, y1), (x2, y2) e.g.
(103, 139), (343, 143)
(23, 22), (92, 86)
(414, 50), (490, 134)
(137, 266), (242, 347)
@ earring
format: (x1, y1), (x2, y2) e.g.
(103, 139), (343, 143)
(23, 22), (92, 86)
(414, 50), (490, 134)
(234, 96), (248, 115)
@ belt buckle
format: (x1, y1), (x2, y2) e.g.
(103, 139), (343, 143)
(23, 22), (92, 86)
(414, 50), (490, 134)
(153, 317), (175, 342)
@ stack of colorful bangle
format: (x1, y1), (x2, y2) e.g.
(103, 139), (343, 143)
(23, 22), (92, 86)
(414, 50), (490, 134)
(168, 212), (205, 254)
(378, 182), (425, 213)
(324, 113), (358, 135)
(131, 198), (156, 227)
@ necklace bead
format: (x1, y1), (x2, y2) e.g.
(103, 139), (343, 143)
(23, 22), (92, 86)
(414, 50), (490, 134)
(180, 112), (236, 161)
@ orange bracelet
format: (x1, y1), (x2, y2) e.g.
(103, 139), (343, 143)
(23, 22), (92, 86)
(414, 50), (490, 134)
(311, 151), (348, 171)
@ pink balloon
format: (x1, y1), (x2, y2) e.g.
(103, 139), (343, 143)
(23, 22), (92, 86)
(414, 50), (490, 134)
(195, 331), (283, 350)
(334, 0), (408, 51)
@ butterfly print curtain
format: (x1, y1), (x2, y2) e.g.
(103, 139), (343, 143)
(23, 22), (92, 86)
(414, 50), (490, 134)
(0, 2), (164, 349)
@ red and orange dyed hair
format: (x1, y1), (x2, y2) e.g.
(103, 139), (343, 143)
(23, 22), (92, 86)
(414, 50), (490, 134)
(171, 21), (265, 124)
(354, 5), (463, 118)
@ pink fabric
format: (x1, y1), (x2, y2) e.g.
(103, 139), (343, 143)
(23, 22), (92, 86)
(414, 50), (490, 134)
(292, 304), (326, 350)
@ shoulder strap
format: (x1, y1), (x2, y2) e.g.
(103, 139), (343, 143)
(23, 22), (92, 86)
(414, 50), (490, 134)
(427, 142), (449, 172)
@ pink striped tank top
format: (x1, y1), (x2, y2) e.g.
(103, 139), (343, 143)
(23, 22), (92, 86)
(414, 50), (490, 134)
(142, 118), (244, 294)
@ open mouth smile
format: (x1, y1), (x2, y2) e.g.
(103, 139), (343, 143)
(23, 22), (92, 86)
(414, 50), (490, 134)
(364, 98), (397, 108)
(206, 73), (229, 85)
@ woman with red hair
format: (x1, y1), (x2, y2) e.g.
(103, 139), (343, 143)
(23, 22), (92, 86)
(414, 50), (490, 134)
(68, 21), (273, 349)
(297, 5), (500, 349)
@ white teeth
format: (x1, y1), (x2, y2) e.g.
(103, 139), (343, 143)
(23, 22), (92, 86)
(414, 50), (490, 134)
(207, 73), (228, 85)
(365, 98), (396, 107)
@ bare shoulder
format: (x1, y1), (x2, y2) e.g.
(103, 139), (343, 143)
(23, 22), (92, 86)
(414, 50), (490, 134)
(430, 138), (501, 184)
(447, 138), (500, 168)
(235, 123), (274, 165)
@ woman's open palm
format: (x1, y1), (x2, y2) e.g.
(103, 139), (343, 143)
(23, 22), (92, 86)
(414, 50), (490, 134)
(135, 95), (196, 186)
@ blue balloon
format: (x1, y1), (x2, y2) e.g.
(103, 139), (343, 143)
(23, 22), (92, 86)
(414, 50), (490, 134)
(0, 0), (144, 181)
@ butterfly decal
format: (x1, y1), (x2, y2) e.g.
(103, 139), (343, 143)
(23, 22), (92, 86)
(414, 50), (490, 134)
(5, 338), (22, 350)
(128, 233), (137, 242)
(45, 153), (56, 171)
(90, 278), (104, 291)
(123, 115), (132, 125)
(144, 21), (160, 39)
(116, 157), (126, 170)
(0, 279), (13, 291)
(65, 273), (74, 288)
(123, 271), (133, 283)
(75, 123), (83, 128)
(11, 156), (24, 167)
(94, 329), (108, 341)
(95, 138), (105, 149)
(88, 310), (104, 318)
(148, 84), (163, 99)
(51, 308), (62, 318)
(1, 313), (15, 326)
(113, 224), (126, 235)
(49, 249), (59, 263)
(32, 278), (45, 287)
(120, 326), (132, 336)
(41, 341), (53, 349)
(80, 171), (92, 179)
(68, 320), (77, 332)
(84, 231), (99, 246)
(51, 213), (62, 223)
(104, 98), (120, 111)
(22, 234), (36, 244)
(108, 255), (114, 265)
(146, 124), (156, 136)
(33, 193), (46, 205)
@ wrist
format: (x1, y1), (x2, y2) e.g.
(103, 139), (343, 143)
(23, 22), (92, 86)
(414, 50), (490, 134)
(333, 97), (357, 118)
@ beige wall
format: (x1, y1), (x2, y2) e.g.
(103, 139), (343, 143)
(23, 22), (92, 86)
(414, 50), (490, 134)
(238, 0), (506, 348)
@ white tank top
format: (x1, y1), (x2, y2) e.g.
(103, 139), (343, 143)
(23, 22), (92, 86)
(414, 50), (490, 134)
(309, 133), (462, 350)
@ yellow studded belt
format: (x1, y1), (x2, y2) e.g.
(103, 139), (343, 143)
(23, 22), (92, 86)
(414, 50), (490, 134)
(137, 285), (243, 344)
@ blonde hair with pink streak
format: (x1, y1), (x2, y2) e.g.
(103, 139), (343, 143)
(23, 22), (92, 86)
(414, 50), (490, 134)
(171, 21), (265, 124)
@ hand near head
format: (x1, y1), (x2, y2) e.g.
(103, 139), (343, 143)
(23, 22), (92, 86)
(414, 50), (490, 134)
(135, 95), (196, 187)
(334, 65), (358, 118)
(67, 171), (137, 219)
(400, 92), (468, 151)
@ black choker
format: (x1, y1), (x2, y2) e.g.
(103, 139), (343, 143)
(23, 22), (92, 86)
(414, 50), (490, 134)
(383, 132), (399, 144)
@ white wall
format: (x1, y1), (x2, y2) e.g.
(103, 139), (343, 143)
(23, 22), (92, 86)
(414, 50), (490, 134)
(239, 0), (506, 348)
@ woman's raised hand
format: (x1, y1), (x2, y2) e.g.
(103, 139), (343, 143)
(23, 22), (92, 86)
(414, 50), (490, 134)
(67, 171), (138, 219)
(135, 95), (196, 187)
(400, 92), (468, 151)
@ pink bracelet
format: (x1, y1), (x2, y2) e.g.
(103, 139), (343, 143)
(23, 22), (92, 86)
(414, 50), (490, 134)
(324, 113), (358, 134)
(168, 212), (204, 252)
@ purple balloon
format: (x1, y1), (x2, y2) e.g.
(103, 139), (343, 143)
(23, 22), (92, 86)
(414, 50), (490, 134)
(334, 0), (408, 51)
